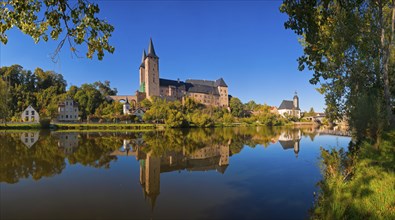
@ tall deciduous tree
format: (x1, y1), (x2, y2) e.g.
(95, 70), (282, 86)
(1, 0), (115, 60)
(0, 78), (8, 124)
(280, 0), (395, 135)
(230, 97), (244, 118)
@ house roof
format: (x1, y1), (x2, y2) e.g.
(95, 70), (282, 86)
(58, 98), (79, 107)
(23, 105), (38, 112)
(279, 140), (295, 150)
(278, 100), (300, 110)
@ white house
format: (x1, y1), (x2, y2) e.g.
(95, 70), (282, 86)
(58, 96), (79, 122)
(278, 130), (301, 157)
(278, 93), (301, 119)
(20, 132), (40, 148)
(21, 105), (40, 122)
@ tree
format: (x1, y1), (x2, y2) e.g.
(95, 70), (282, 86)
(93, 81), (117, 96)
(230, 97), (244, 117)
(1, 0), (114, 60)
(244, 100), (258, 111)
(280, 0), (395, 136)
(0, 78), (8, 124)
(73, 84), (103, 119)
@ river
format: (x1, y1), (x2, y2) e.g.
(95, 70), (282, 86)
(0, 127), (350, 219)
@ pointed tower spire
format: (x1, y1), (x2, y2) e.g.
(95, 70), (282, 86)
(140, 50), (146, 68)
(147, 38), (158, 58)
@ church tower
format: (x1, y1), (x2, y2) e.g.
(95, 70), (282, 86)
(293, 91), (299, 109)
(144, 38), (160, 99)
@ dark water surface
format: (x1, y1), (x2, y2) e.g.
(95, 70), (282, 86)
(0, 127), (350, 220)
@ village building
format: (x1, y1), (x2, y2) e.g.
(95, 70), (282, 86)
(58, 96), (79, 122)
(109, 39), (229, 108)
(54, 132), (79, 155)
(278, 130), (301, 157)
(122, 97), (146, 119)
(20, 132), (39, 148)
(278, 92), (301, 118)
(131, 108), (145, 120)
(304, 112), (326, 123)
(21, 105), (40, 122)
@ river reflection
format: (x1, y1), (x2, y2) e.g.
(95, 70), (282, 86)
(0, 127), (350, 219)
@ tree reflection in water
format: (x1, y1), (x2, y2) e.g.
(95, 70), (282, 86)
(0, 127), (324, 204)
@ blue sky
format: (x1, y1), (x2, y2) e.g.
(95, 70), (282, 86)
(0, 1), (325, 112)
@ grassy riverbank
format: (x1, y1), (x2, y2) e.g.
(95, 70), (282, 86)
(0, 123), (159, 130)
(0, 121), (297, 130)
(0, 123), (42, 130)
(313, 130), (395, 219)
(53, 123), (158, 130)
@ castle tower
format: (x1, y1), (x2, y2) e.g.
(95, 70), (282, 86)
(216, 78), (229, 107)
(139, 50), (146, 92)
(144, 38), (160, 99)
(145, 151), (160, 211)
(293, 91), (299, 109)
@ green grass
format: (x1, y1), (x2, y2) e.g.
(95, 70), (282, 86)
(313, 130), (395, 219)
(0, 123), (42, 130)
(52, 123), (157, 130)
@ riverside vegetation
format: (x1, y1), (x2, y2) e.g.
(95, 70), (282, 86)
(1, 65), (291, 129)
(281, 0), (395, 218)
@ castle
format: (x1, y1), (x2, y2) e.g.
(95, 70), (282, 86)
(109, 39), (229, 108)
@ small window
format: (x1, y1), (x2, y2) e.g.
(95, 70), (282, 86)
(66, 102), (68, 105)
(66, 115), (68, 119)
(26, 111), (29, 115)
(31, 111), (35, 115)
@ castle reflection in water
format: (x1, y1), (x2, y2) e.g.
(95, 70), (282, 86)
(108, 130), (302, 210)
(14, 127), (346, 211)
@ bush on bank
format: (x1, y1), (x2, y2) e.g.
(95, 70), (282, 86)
(312, 131), (395, 219)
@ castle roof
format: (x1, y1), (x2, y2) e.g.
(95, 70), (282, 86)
(159, 78), (185, 88)
(215, 78), (228, 87)
(147, 38), (158, 58)
(140, 50), (146, 68)
(186, 79), (215, 87)
(278, 100), (300, 110)
(187, 83), (220, 95)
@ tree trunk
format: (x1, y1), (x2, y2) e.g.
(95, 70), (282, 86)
(380, 0), (394, 127)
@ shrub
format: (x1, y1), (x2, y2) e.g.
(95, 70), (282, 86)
(39, 118), (51, 129)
